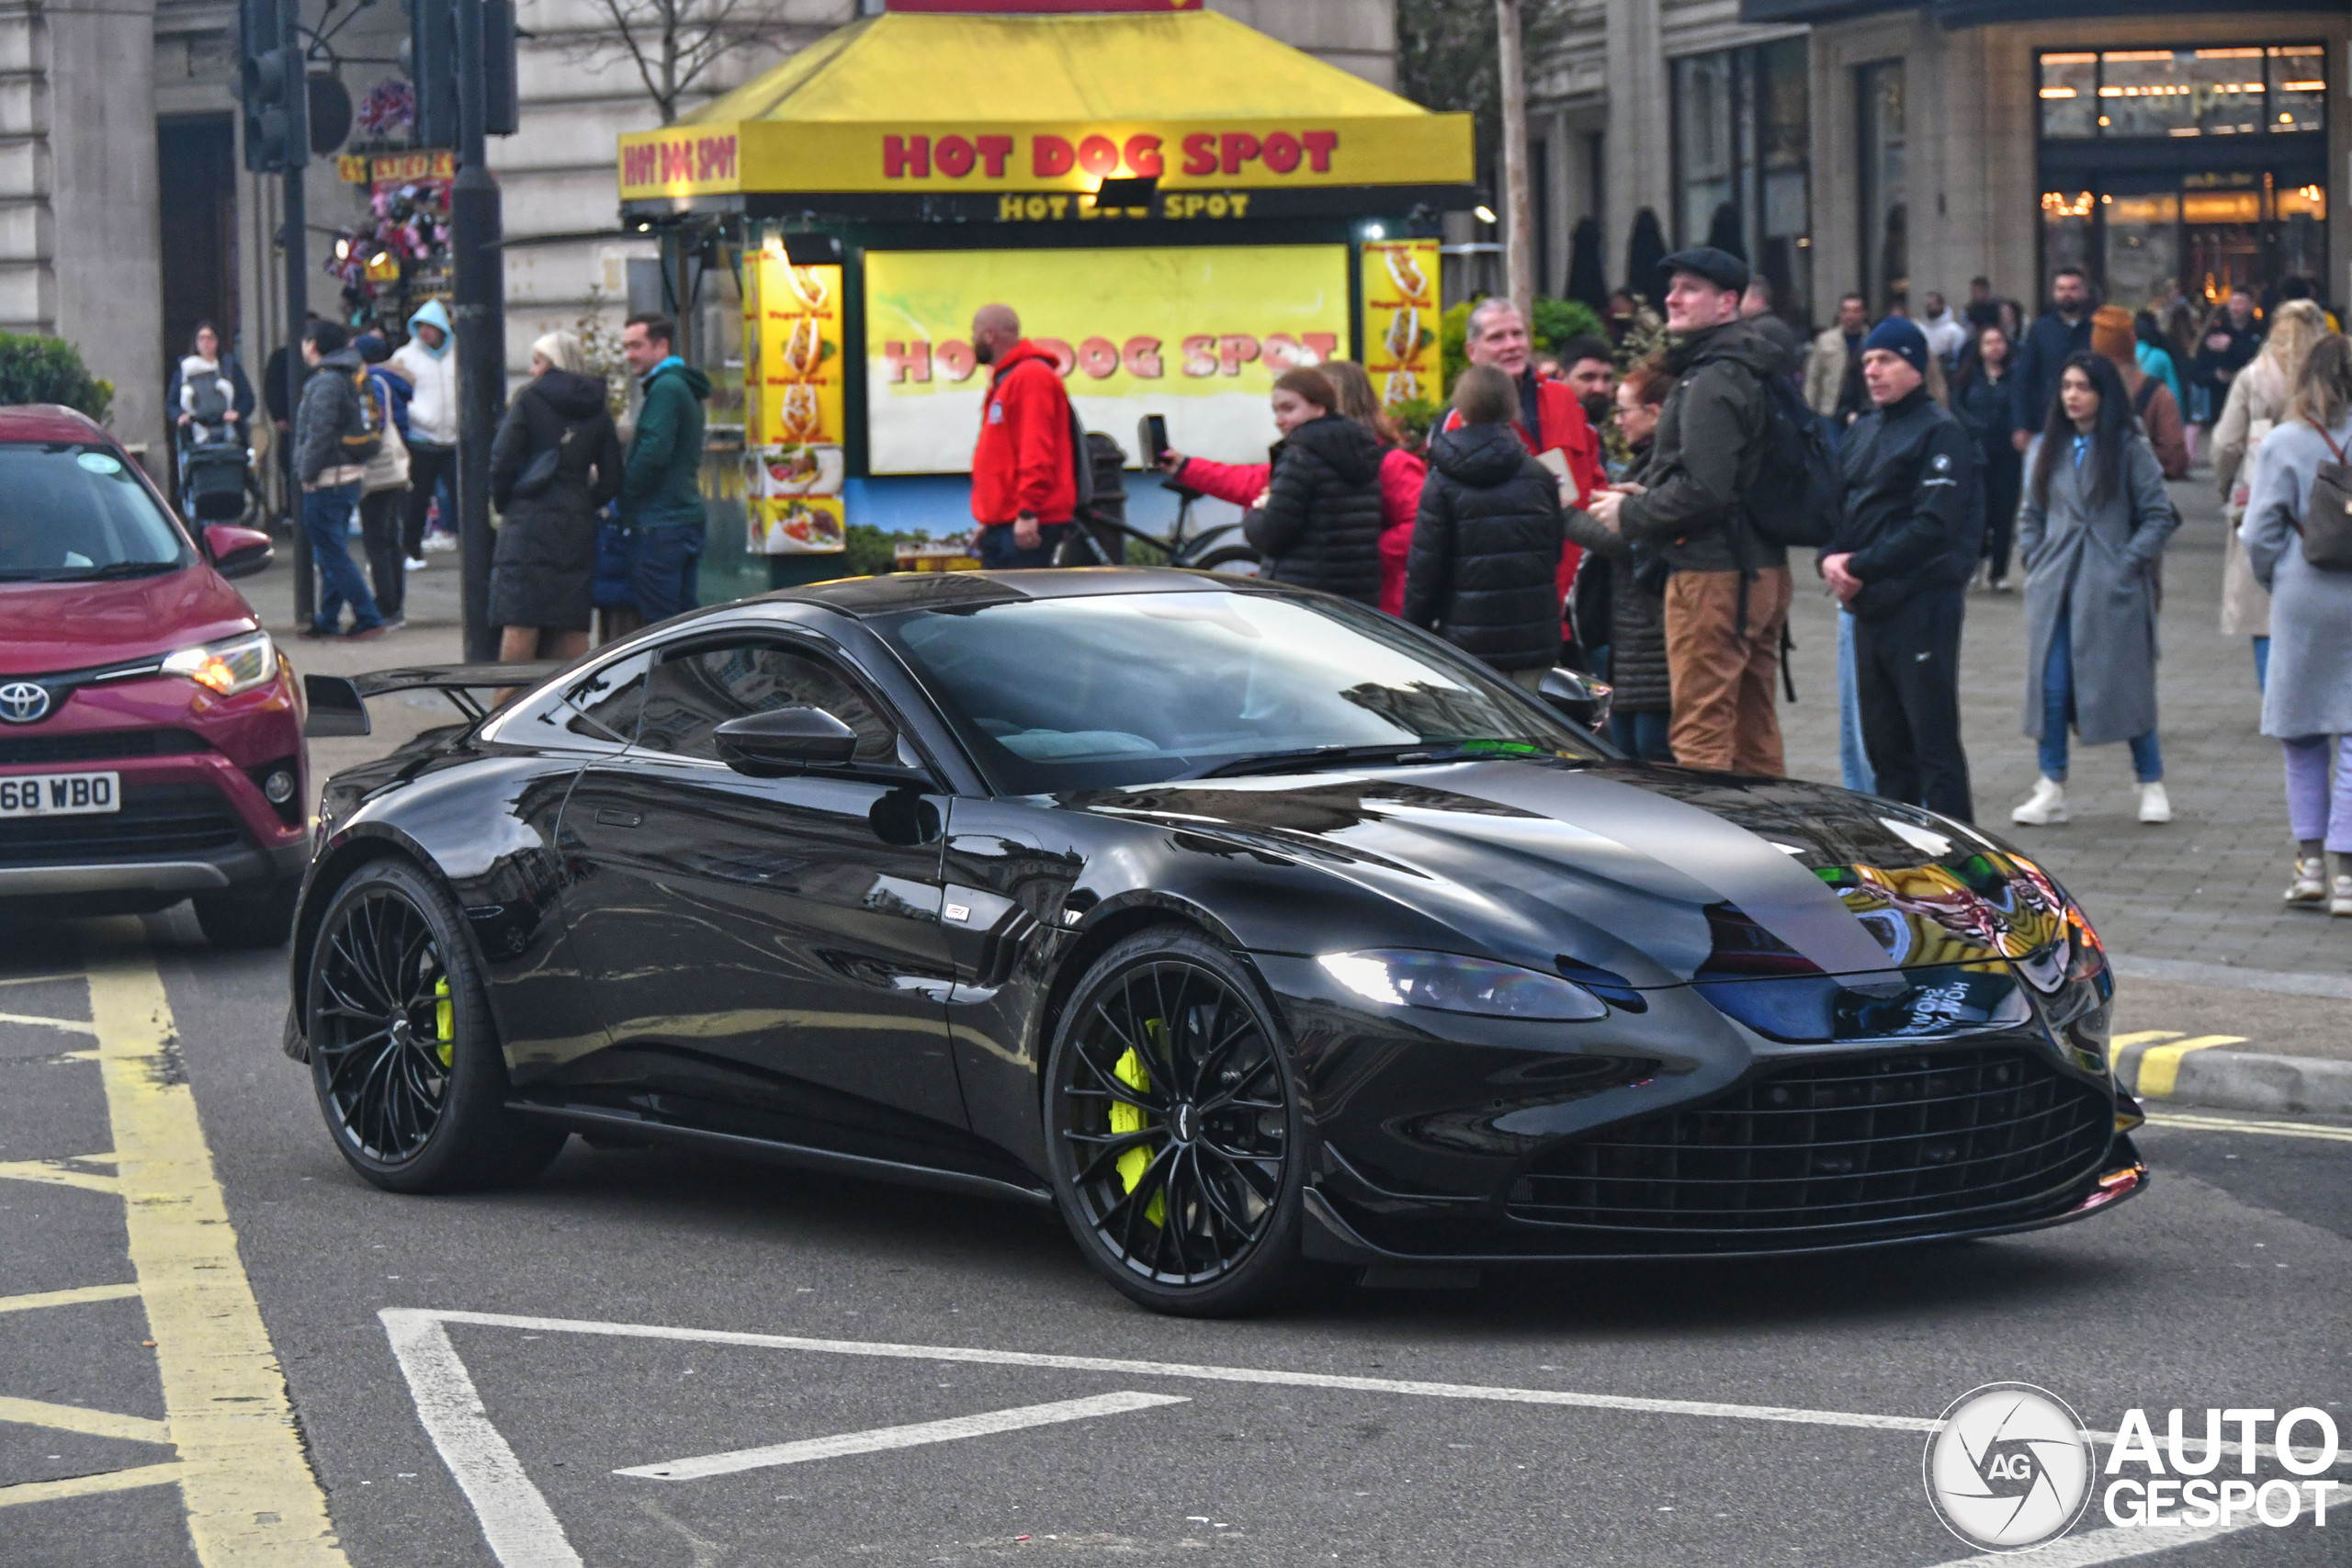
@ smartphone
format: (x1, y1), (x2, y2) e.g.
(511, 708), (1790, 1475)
(1138, 413), (1170, 466)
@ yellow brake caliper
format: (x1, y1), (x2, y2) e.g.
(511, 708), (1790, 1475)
(1109, 1025), (1165, 1226)
(433, 974), (454, 1068)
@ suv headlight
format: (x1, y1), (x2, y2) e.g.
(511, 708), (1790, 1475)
(162, 630), (277, 697)
(1318, 949), (1608, 1021)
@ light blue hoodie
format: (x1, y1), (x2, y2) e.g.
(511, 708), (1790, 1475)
(392, 298), (459, 445)
(406, 298), (454, 357)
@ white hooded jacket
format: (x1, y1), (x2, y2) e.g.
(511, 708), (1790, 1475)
(391, 298), (459, 446)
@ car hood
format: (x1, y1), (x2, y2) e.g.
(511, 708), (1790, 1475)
(1078, 760), (2071, 989)
(0, 566), (254, 674)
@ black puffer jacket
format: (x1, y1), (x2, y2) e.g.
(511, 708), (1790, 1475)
(1243, 413), (1384, 604)
(1563, 445), (1669, 712)
(489, 368), (623, 632)
(1402, 422), (1566, 670)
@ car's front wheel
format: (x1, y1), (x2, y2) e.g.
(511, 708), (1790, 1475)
(1044, 930), (1306, 1316)
(306, 858), (566, 1192)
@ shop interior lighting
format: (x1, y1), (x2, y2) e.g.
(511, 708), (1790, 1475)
(1473, 204), (1498, 225)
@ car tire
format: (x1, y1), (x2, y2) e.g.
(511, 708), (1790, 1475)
(1192, 546), (1263, 578)
(192, 877), (300, 949)
(305, 858), (566, 1193)
(1043, 928), (1307, 1317)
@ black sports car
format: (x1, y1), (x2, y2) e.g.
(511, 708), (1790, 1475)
(287, 570), (2145, 1315)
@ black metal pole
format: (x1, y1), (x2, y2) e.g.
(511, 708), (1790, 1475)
(281, 0), (312, 628)
(451, 0), (503, 661)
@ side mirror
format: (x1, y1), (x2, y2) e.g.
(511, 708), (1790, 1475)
(206, 523), (273, 579)
(714, 705), (858, 776)
(303, 674), (371, 738)
(1536, 667), (1613, 736)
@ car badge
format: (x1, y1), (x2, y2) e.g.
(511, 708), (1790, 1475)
(944, 902), (971, 923)
(0, 682), (51, 724)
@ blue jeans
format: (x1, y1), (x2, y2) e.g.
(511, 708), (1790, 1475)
(1838, 609), (1876, 795)
(302, 482), (381, 632)
(628, 524), (703, 623)
(975, 522), (1075, 569)
(2253, 635), (2270, 692)
(1607, 707), (1672, 761)
(2039, 608), (2160, 783)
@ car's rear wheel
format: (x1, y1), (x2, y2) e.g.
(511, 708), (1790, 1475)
(192, 878), (300, 949)
(306, 859), (565, 1192)
(1044, 930), (1306, 1316)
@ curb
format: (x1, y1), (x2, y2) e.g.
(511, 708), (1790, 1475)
(2112, 1039), (2352, 1119)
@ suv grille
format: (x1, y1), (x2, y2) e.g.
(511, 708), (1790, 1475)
(0, 728), (210, 766)
(0, 783), (244, 863)
(1509, 1047), (2110, 1242)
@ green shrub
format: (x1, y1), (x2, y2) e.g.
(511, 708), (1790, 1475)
(1531, 296), (1605, 354)
(0, 332), (113, 423)
(840, 523), (933, 577)
(1440, 299), (1472, 396)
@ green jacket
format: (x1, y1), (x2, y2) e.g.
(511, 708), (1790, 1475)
(620, 358), (712, 529)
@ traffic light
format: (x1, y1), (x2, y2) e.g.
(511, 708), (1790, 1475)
(239, 0), (307, 172)
(401, 0), (459, 148)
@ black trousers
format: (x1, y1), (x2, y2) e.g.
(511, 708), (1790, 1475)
(359, 486), (410, 620)
(402, 442), (457, 557)
(1853, 586), (1973, 822)
(1981, 446), (2022, 582)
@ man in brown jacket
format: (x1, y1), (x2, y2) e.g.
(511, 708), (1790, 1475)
(2092, 306), (2190, 479)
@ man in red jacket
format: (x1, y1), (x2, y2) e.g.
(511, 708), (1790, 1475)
(968, 303), (1077, 568)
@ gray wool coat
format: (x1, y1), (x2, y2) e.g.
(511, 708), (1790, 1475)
(2240, 414), (2352, 739)
(2017, 433), (2180, 745)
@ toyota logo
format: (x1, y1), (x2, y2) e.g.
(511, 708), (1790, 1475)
(0, 682), (51, 724)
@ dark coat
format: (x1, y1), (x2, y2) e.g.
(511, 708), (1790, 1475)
(1564, 444), (1668, 712)
(1242, 413), (1385, 604)
(292, 346), (366, 485)
(619, 359), (712, 530)
(2010, 310), (2091, 437)
(2190, 314), (2261, 396)
(1831, 387), (1983, 620)
(490, 369), (623, 632)
(1617, 319), (1793, 575)
(1402, 423), (1566, 670)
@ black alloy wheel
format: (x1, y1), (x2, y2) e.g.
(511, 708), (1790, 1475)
(1045, 930), (1306, 1315)
(306, 858), (565, 1193)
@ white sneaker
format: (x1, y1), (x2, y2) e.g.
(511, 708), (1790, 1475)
(2011, 776), (2068, 826)
(404, 555), (428, 571)
(423, 532), (458, 553)
(2333, 876), (2352, 919)
(2286, 858), (2327, 905)
(2136, 782), (2172, 824)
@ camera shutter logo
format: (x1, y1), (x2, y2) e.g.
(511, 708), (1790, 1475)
(1923, 1382), (2095, 1551)
(0, 682), (51, 725)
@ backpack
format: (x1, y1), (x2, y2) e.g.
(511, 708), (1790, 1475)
(1740, 368), (1841, 548)
(340, 366), (386, 465)
(2300, 423), (2352, 572)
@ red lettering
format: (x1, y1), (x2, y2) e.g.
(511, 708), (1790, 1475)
(1077, 135), (1120, 177)
(1122, 335), (1164, 378)
(1220, 133), (1261, 176)
(934, 135), (975, 178)
(976, 135), (1013, 177)
(624, 145), (655, 186)
(1036, 338), (1077, 377)
(1261, 333), (1301, 371)
(1033, 135), (1074, 177)
(1123, 134), (1163, 178)
(1302, 130), (1338, 173)
(883, 134), (930, 179)
(881, 341), (933, 384)
(1261, 132), (1301, 175)
(1217, 334), (1261, 377)
(1180, 334), (1216, 378)
(1077, 337), (1120, 379)
(1302, 332), (1339, 363)
(660, 142), (688, 182)
(937, 340), (977, 382)
(1181, 133), (1216, 176)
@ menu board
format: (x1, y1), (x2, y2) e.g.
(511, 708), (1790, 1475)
(743, 254), (848, 555)
(1359, 238), (1442, 416)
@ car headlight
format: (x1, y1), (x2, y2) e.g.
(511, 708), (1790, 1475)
(162, 630), (276, 697)
(1318, 949), (1609, 1021)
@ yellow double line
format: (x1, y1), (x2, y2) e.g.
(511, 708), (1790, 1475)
(0, 923), (348, 1562)
(2108, 1029), (2247, 1098)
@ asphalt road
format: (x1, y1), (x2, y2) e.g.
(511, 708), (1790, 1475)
(3, 911), (2348, 1568)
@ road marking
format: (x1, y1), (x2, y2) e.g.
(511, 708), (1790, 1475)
(0, 1010), (98, 1034)
(0, 1156), (121, 1195)
(2133, 1035), (2245, 1098)
(0, 972), (83, 989)
(1920, 1513), (2261, 1565)
(0, 1394), (173, 1445)
(0, 1461), (188, 1510)
(85, 922), (350, 1565)
(0, 1281), (143, 1315)
(2107, 1031), (2182, 1058)
(617, 1392), (1191, 1481)
(2143, 1111), (2352, 1144)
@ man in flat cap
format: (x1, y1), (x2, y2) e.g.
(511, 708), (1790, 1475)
(1588, 246), (1797, 776)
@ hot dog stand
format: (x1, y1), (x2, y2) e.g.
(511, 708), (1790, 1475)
(614, 0), (1474, 598)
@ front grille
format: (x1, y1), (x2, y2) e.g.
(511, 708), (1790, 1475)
(0, 728), (209, 766)
(1508, 1047), (2110, 1242)
(0, 783), (244, 863)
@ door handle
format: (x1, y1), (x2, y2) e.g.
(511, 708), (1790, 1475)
(594, 807), (643, 829)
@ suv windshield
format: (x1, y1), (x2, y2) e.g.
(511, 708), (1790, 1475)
(0, 443), (187, 581)
(878, 589), (1602, 793)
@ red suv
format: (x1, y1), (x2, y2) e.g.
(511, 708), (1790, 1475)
(0, 405), (310, 946)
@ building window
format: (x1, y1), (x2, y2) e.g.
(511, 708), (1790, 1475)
(1857, 59), (1906, 312)
(1669, 39), (1812, 325)
(2036, 47), (2327, 140)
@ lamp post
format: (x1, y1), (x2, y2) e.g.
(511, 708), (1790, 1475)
(450, 0), (505, 661)
(1496, 0), (1535, 324)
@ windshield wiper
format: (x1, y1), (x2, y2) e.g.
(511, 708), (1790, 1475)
(81, 559), (183, 580)
(1190, 742), (1502, 781)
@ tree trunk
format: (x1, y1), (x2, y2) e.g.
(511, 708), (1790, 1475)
(1495, 0), (1534, 322)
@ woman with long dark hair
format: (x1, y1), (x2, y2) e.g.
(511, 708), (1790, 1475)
(1949, 321), (2022, 591)
(2011, 352), (2181, 828)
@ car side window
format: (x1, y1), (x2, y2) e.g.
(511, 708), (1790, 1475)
(566, 651), (650, 744)
(636, 640), (899, 765)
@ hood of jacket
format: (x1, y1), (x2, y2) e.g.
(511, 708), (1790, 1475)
(1668, 317), (1795, 382)
(530, 367), (611, 420)
(1283, 412), (1383, 485)
(644, 356), (712, 400)
(317, 345), (363, 376)
(407, 299), (454, 355)
(1428, 421), (1531, 488)
(986, 339), (1065, 382)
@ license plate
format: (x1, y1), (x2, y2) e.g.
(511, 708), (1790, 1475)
(0, 771), (121, 817)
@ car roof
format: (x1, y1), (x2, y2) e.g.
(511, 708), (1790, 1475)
(761, 567), (1276, 618)
(0, 404), (110, 444)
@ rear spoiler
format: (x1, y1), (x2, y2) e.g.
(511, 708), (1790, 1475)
(303, 663), (565, 737)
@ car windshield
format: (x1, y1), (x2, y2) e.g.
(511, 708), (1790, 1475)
(878, 588), (1603, 793)
(0, 443), (187, 581)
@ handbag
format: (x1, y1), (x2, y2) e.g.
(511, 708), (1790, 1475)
(512, 423), (574, 500)
(2300, 423), (2352, 572)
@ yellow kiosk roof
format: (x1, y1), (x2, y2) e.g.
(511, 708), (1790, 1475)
(617, 9), (1474, 208)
